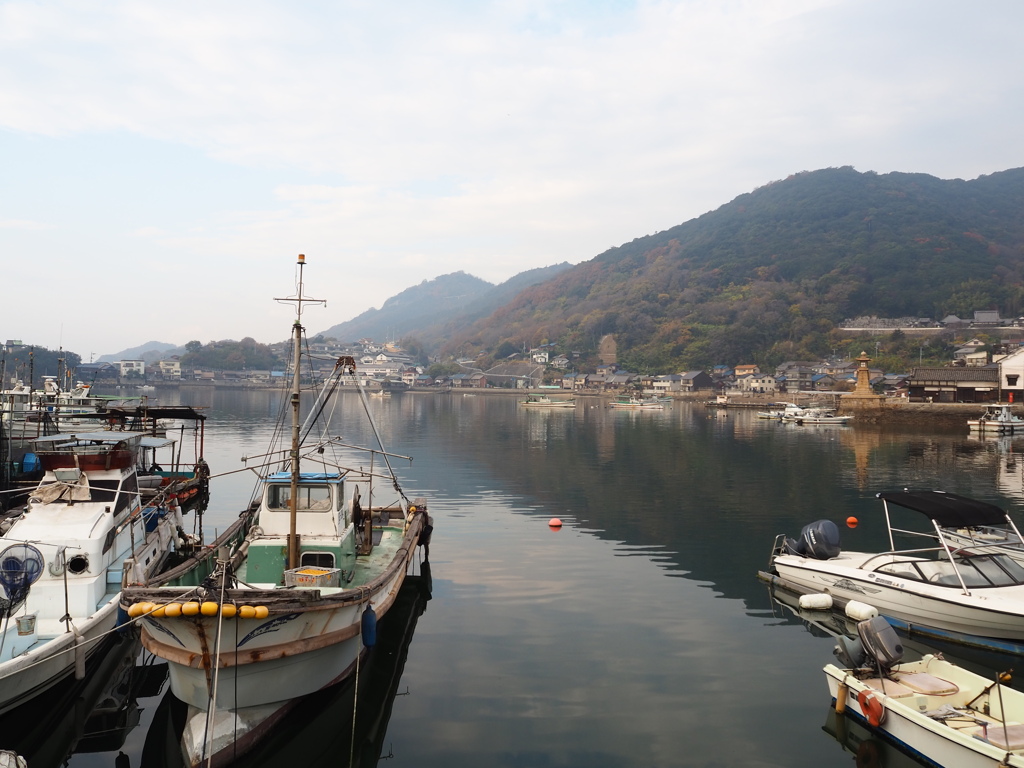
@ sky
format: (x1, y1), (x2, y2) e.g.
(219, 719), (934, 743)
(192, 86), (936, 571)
(2, 0), (1023, 359)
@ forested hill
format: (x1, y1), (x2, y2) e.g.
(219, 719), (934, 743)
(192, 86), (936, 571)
(317, 263), (572, 346)
(444, 166), (1024, 371)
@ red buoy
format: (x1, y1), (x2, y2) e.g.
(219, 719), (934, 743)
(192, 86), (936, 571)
(847, 516), (859, 529)
(548, 518), (562, 529)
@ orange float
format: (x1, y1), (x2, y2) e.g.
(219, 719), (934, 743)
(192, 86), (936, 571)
(857, 689), (886, 727)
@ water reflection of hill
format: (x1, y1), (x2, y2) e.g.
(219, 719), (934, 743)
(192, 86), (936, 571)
(394, 397), (1024, 610)
(146, 390), (1024, 619)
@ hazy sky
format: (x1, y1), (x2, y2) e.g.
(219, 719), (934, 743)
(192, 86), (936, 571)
(2, 0), (1022, 359)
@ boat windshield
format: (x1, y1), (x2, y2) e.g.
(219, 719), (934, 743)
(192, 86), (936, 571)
(876, 553), (1024, 587)
(267, 484), (333, 512)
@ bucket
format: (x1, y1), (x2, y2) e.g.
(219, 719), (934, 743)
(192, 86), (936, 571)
(16, 615), (36, 636)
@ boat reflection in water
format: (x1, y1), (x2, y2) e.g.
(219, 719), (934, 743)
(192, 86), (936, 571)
(142, 566), (432, 767)
(822, 705), (928, 768)
(0, 630), (167, 767)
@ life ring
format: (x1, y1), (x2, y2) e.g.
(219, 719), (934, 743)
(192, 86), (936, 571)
(857, 689), (886, 727)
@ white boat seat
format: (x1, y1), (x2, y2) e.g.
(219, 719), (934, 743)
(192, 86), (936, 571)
(969, 722), (1024, 750)
(862, 678), (915, 698)
(892, 672), (958, 696)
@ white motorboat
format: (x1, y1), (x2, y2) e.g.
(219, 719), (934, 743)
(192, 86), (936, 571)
(769, 490), (1024, 640)
(121, 255), (433, 767)
(520, 395), (576, 408)
(0, 431), (186, 715)
(609, 395), (665, 410)
(968, 405), (1024, 433)
(825, 615), (1024, 768)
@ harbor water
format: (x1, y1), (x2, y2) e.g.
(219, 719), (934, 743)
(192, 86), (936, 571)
(10, 389), (1024, 767)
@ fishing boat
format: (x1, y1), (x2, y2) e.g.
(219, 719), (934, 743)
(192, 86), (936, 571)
(0, 431), (188, 715)
(769, 490), (1024, 640)
(968, 405), (1024, 434)
(756, 402), (796, 419)
(520, 395), (576, 408)
(120, 254), (433, 767)
(609, 395), (665, 410)
(781, 406), (852, 425)
(825, 615), (1024, 768)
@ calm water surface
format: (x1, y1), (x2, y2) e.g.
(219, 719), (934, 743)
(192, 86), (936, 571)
(28, 389), (1024, 767)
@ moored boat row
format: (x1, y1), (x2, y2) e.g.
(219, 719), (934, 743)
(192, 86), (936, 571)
(768, 488), (1024, 766)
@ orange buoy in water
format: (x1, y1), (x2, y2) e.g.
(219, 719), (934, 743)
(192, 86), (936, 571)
(847, 516), (859, 528)
(549, 518), (562, 529)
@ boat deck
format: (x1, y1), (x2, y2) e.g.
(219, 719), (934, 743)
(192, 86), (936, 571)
(351, 522), (409, 585)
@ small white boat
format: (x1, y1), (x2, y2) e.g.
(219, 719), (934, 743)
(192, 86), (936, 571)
(782, 406), (852, 425)
(770, 490), (1024, 640)
(825, 615), (1024, 768)
(968, 405), (1024, 433)
(609, 396), (665, 410)
(0, 431), (186, 715)
(756, 402), (796, 419)
(520, 395), (576, 408)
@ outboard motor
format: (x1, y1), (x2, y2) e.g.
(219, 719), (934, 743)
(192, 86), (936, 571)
(857, 616), (904, 671)
(784, 519), (841, 559)
(833, 634), (866, 669)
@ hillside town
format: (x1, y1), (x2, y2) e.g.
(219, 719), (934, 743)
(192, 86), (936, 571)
(13, 317), (1024, 405)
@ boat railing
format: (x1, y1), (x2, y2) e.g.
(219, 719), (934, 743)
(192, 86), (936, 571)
(857, 546), (948, 571)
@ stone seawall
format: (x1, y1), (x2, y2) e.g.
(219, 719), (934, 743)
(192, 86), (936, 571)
(839, 399), (1021, 425)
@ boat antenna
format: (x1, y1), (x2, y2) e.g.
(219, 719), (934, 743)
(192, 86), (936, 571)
(274, 254), (326, 570)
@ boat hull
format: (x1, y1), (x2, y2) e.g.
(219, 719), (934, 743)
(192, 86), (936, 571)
(132, 513), (426, 767)
(772, 553), (1024, 639)
(824, 658), (1024, 768)
(0, 601), (119, 715)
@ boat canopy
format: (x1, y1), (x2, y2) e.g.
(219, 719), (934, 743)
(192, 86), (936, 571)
(140, 436), (175, 449)
(266, 471), (344, 482)
(876, 490), (1008, 527)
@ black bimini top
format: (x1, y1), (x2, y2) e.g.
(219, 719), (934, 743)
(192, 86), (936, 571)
(876, 490), (1008, 527)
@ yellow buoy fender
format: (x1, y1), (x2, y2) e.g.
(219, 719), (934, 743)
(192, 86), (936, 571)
(163, 603), (183, 618)
(200, 602), (219, 616)
(181, 602), (201, 616)
(836, 680), (848, 714)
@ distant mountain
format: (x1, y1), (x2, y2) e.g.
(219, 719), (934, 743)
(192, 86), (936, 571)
(442, 166), (1024, 371)
(97, 341), (182, 364)
(316, 264), (573, 347)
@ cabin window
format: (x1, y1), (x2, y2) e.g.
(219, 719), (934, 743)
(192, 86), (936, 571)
(268, 484), (332, 512)
(300, 552), (335, 568)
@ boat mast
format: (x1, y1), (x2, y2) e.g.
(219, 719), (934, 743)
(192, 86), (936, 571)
(275, 254), (325, 570)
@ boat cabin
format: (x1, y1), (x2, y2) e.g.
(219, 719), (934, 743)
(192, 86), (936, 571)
(258, 472), (346, 537)
(243, 471), (357, 585)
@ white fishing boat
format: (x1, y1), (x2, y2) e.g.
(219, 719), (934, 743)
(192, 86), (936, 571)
(968, 405), (1024, 434)
(609, 395), (664, 410)
(769, 490), (1024, 640)
(781, 406), (852, 425)
(756, 402), (796, 419)
(825, 615), (1024, 768)
(520, 395), (576, 408)
(120, 255), (433, 767)
(0, 431), (187, 715)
